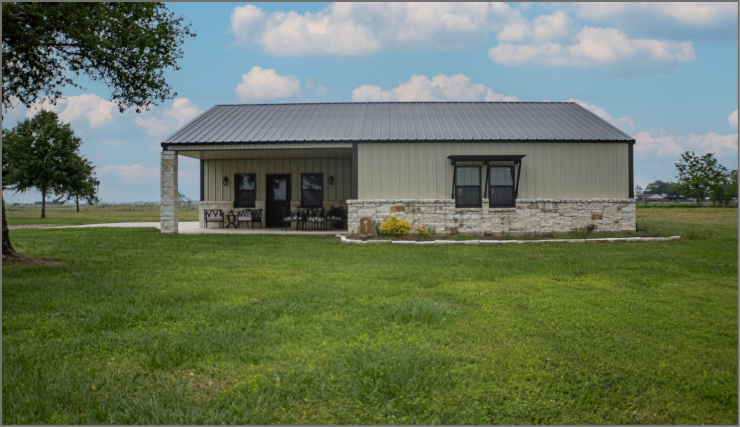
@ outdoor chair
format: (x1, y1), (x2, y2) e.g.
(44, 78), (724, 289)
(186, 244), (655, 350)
(204, 209), (224, 228)
(281, 207), (301, 231)
(326, 212), (343, 229)
(304, 207), (327, 231)
(237, 209), (263, 228)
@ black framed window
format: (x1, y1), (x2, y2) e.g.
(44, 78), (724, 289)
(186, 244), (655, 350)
(234, 173), (256, 207)
(301, 173), (323, 207)
(489, 166), (515, 207)
(455, 166), (481, 208)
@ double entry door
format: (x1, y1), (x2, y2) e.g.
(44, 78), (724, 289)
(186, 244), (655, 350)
(265, 174), (291, 227)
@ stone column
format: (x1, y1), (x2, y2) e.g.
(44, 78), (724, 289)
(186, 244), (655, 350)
(160, 151), (178, 234)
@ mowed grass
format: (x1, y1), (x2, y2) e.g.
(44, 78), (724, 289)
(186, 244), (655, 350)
(5, 204), (199, 225)
(2, 208), (737, 424)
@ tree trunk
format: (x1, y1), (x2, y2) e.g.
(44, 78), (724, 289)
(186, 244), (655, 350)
(76, 195), (80, 212)
(41, 190), (46, 219)
(2, 192), (20, 258)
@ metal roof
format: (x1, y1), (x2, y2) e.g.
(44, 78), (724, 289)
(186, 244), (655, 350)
(163, 102), (634, 144)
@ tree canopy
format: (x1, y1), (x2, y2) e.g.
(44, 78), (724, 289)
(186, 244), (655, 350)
(673, 151), (728, 206)
(2, 2), (196, 112)
(2, 2), (196, 257)
(644, 180), (680, 197)
(3, 110), (97, 218)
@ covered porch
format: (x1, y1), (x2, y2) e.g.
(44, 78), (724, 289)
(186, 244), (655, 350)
(160, 143), (355, 234)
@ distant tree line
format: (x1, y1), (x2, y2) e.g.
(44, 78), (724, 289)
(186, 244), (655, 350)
(635, 151), (738, 206)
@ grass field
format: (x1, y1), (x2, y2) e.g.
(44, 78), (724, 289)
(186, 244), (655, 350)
(5, 204), (199, 225)
(2, 207), (737, 424)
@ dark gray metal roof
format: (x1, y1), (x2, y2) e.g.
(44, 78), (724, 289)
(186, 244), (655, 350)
(163, 102), (633, 144)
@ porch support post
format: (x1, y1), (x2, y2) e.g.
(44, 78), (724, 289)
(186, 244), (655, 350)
(161, 150), (179, 234)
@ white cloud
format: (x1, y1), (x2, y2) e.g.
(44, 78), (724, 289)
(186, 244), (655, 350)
(498, 11), (573, 43)
(570, 2), (738, 42)
(634, 129), (738, 160)
(97, 164), (160, 185)
(489, 26), (694, 72)
(131, 98), (203, 151)
(24, 94), (117, 128)
(165, 98), (202, 127)
(235, 66), (301, 101)
(729, 109), (738, 128)
(134, 116), (169, 137)
(575, 2), (737, 26)
(352, 73), (518, 102)
(229, 3), (519, 56)
(565, 99), (636, 131)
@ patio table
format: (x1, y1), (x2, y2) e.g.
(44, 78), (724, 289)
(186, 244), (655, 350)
(225, 212), (238, 228)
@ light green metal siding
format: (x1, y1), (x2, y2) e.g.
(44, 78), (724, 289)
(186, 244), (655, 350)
(203, 157), (352, 202)
(357, 142), (629, 199)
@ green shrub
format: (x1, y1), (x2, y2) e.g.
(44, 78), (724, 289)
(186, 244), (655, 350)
(414, 225), (433, 239)
(379, 215), (412, 238)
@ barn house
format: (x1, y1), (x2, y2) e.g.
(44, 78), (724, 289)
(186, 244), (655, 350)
(159, 102), (636, 235)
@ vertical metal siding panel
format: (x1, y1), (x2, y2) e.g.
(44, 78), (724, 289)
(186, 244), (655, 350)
(356, 145), (365, 199)
(553, 144), (561, 198)
(256, 159), (264, 201)
(320, 158), (329, 201)
(204, 161), (210, 201)
(621, 143), (628, 198)
(289, 158), (298, 201)
(425, 143), (434, 198)
(442, 142), (453, 199)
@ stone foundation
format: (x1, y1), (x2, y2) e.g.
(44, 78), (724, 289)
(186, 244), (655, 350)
(347, 199), (636, 236)
(199, 200), (348, 229)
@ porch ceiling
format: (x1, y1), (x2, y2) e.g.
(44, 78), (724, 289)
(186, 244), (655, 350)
(177, 147), (352, 160)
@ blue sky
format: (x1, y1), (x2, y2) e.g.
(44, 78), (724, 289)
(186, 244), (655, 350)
(3, 2), (738, 203)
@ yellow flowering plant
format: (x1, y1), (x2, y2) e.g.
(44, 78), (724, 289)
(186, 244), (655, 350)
(379, 215), (412, 238)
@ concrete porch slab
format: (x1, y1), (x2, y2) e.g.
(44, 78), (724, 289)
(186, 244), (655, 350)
(52, 221), (346, 236)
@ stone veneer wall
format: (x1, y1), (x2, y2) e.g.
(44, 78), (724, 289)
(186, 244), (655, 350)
(347, 199), (636, 236)
(199, 200), (348, 229)
(160, 151), (178, 234)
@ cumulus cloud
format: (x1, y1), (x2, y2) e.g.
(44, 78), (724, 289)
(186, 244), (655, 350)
(565, 99), (636, 131)
(570, 2), (738, 41)
(97, 164), (161, 185)
(131, 97), (203, 151)
(729, 109), (738, 128)
(489, 26), (694, 73)
(498, 11), (573, 43)
(634, 129), (738, 160)
(24, 94), (117, 128)
(229, 2), (519, 56)
(352, 73), (518, 102)
(235, 66), (301, 101)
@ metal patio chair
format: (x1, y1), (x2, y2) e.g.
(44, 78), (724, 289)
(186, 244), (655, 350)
(204, 209), (224, 229)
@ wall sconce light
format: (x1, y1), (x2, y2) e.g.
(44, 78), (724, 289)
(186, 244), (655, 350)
(329, 175), (334, 185)
(223, 176), (229, 186)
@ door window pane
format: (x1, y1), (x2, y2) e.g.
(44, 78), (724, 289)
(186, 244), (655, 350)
(273, 178), (287, 201)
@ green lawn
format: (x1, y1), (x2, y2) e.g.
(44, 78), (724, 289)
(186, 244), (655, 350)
(5, 204), (199, 225)
(2, 208), (737, 424)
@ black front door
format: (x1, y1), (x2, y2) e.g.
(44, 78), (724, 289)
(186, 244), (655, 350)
(266, 174), (291, 227)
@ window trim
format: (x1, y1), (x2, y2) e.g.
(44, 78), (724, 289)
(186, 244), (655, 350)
(488, 166), (516, 208)
(234, 173), (256, 208)
(300, 172), (324, 208)
(454, 166), (482, 208)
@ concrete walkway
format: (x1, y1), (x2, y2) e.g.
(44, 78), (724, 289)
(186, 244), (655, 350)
(52, 222), (344, 236)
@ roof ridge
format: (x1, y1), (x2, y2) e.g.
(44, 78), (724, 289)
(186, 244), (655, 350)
(214, 101), (578, 106)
